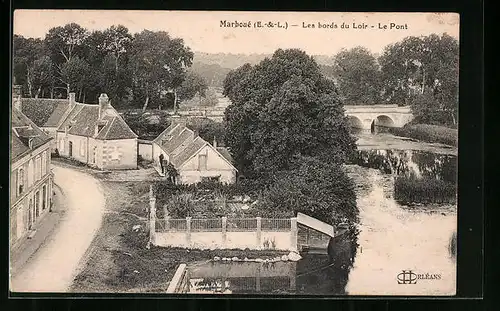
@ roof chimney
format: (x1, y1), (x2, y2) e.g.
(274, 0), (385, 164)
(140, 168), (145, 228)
(12, 85), (22, 111)
(213, 136), (217, 148)
(98, 93), (109, 119)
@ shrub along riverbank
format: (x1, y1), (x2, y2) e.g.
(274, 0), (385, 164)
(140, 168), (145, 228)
(394, 176), (457, 205)
(389, 124), (458, 147)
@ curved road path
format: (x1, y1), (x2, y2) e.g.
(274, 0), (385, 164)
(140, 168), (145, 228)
(10, 165), (105, 292)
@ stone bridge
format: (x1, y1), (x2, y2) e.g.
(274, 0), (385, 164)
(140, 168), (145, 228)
(344, 105), (414, 130)
(174, 104), (414, 128)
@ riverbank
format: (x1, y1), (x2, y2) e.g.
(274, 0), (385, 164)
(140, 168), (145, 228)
(388, 124), (458, 147)
(70, 181), (287, 293)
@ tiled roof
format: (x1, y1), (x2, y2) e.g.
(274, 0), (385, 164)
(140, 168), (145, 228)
(58, 104), (85, 132)
(11, 108), (52, 162)
(154, 123), (237, 170)
(96, 115), (138, 140)
(20, 98), (70, 127)
(162, 128), (195, 155)
(57, 102), (137, 140)
(216, 147), (234, 164)
(171, 136), (207, 168)
(153, 123), (180, 144)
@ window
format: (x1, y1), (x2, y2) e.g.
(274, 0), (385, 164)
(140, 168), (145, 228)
(41, 151), (47, 176)
(198, 154), (207, 171)
(35, 156), (41, 181)
(42, 185), (47, 210)
(35, 190), (40, 218)
(91, 146), (97, 164)
(17, 168), (24, 196)
(27, 160), (33, 187)
(59, 139), (65, 152)
(80, 140), (85, 157)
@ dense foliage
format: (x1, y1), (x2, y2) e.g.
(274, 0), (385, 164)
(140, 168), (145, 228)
(389, 124), (458, 147)
(223, 49), (356, 176)
(326, 34), (458, 127)
(379, 34), (459, 125)
(257, 156), (358, 226)
(331, 47), (383, 105)
(394, 176), (456, 205)
(13, 24), (208, 110)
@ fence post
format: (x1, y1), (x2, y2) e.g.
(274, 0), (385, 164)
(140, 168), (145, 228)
(221, 217), (227, 247)
(290, 217), (298, 252)
(149, 185), (156, 246)
(256, 217), (262, 249)
(164, 204), (170, 230)
(186, 217), (192, 247)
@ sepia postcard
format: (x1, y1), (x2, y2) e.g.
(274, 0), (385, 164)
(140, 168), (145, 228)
(9, 10), (459, 296)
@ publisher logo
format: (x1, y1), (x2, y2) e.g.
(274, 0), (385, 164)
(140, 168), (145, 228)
(397, 270), (441, 284)
(397, 270), (417, 284)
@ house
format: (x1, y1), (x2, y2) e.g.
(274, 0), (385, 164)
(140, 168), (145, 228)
(15, 88), (139, 170)
(18, 90), (74, 153)
(55, 93), (138, 170)
(151, 116), (237, 184)
(10, 91), (54, 249)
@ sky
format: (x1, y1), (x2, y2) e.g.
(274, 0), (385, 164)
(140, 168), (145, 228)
(13, 10), (460, 56)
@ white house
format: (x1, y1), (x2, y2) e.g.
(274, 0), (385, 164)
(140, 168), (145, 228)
(151, 117), (237, 184)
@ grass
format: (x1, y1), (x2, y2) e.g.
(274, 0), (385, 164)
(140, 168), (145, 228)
(394, 176), (457, 205)
(389, 124), (458, 147)
(70, 181), (286, 293)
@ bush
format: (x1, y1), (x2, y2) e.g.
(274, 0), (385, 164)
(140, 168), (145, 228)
(389, 124), (458, 147)
(394, 176), (456, 205)
(257, 156), (358, 226)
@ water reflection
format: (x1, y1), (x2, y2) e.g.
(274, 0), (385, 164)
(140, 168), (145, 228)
(350, 149), (457, 183)
(186, 233), (357, 295)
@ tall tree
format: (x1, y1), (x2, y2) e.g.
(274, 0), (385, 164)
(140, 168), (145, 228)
(102, 25), (133, 74)
(45, 23), (89, 98)
(45, 23), (88, 64)
(129, 30), (193, 111)
(379, 33), (459, 125)
(332, 47), (383, 105)
(31, 56), (54, 98)
(12, 35), (46, 97)
(177, 70), (209, 103)
(59, 56), (90, 101)
(224, 49), (356, 176)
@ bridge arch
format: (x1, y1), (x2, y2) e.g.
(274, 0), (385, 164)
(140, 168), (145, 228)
(347, 116), (364, 129)
(373, 115), (396, 128)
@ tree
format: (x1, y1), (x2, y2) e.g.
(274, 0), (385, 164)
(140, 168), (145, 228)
(259, 156), (358, 225)
(59, 56), (90, 101)
(13, 35), (46, 97)
(223, 49), (356, 176)
(45, 23), (88, 64)
(332, 47), (383, 105)
(187, 118), (226, 144)
(379, 33), (459, 125)
(129, 30), (194, 111)
(177, 70), (209, 102)
(102, 25), (133, 74)
(31, 56), (54, 98)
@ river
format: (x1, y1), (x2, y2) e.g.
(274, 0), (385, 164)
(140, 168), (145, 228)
(185, 130), (457, 295)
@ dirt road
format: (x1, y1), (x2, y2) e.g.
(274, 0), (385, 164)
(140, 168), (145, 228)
(10, 165), (105, 292)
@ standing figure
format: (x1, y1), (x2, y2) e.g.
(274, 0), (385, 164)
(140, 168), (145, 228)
(159, 153), (165, 174)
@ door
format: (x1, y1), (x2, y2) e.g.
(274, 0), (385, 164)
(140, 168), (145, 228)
(69, 141), (73, 157)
